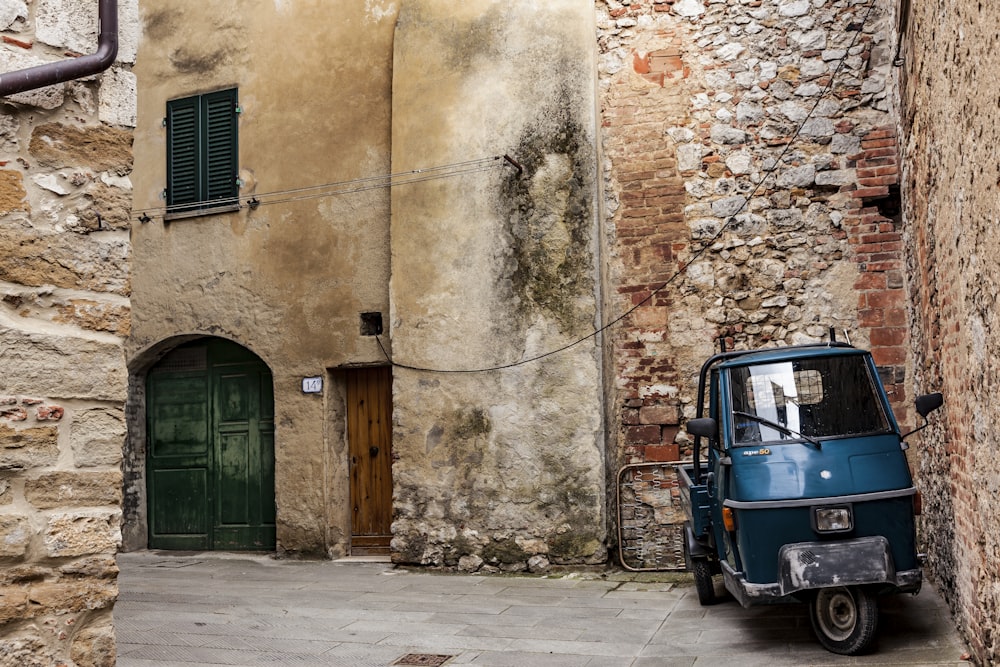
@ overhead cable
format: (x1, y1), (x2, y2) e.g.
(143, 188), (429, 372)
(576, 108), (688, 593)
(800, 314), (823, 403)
(377, 0), (881, 374)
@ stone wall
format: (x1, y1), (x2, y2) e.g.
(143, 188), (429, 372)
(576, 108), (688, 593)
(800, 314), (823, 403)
(597, 0), (905, 558)
(0, 0), (136, 663)
(901, 0), (1000, 663)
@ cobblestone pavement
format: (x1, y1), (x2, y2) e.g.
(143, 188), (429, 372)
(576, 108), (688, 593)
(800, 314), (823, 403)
(116, 552), (971, 666)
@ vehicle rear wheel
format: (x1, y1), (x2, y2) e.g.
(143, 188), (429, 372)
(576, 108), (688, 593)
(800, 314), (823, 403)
(809, 586), (878, 655)
(692, 559), (716, 606)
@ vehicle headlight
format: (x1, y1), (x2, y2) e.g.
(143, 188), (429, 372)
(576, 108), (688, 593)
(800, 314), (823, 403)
(813, 505), (853, 533)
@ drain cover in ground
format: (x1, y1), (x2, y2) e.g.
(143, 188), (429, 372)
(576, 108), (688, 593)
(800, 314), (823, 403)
(392, 654), (454, 666)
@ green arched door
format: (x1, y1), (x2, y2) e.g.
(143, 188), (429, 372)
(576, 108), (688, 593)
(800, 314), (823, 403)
(147, 339), (276, 550)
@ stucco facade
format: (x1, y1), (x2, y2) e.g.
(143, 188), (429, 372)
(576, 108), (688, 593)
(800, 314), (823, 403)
(127, 0), (607, 567)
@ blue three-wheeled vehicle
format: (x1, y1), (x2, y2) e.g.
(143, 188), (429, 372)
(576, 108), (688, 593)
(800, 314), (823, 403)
(680, 338), (942, 655)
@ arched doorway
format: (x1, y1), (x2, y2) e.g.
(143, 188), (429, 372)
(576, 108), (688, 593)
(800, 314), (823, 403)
(146, 338), (275, 550)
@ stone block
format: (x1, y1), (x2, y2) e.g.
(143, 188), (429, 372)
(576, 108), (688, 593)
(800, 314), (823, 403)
(98, 67), (137, 128)
(43, 510), (121, 557)
(0, 587), (30, 625)
(70, 408), (125, 467)
(71, 621), (116, 667)
(25, 471), (123, 509)
(77, 181), (133, 232)
(29, 123), (133, 173)
(0, 514), (32, 557)
(35, 0), (139, 64)
(0, 169), (27, 216)
(0, 424), (59, 470)
(25, 578), (117, 615)
(0, 226), (131, 295)
(54, 298), (132, 336)
(59, 554), (119, 580)
(0, 50), (64, 108)
(0, 0), (27, 29)
(0, 325), (127, 402)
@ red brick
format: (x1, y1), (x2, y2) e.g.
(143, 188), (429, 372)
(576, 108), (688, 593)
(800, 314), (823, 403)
(644, 444), (680, 462)
(853, 186), (889, 199)
(35, 405), (64, 421)
(626, 425), (662, 446)
(866, 290), (905, 309)
(854, 273), (887, 290)
(861, 138), (896, 150)
(870, 327), (907, 346)
(863, 128), (896, 141)
(865, 260), (902, 272)
(639, 404), (680, 425)
(884, 308), (907, 326)
(858, 309), (885, 327)
(2, 36), (32, 49)
(871, 346), (906, 365)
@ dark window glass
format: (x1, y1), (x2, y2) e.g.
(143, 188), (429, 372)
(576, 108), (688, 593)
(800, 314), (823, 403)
(730, 356), (890, 444)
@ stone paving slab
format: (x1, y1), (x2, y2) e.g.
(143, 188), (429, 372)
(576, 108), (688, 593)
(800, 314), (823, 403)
(117, 551), (971, 666)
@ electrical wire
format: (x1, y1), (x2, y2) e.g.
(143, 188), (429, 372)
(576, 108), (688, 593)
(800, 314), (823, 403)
(377, 0), (881, 374)
(132, 156), (508, 219)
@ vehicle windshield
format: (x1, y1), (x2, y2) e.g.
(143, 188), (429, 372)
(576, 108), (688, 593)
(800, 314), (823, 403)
(729, 356), (891, 445)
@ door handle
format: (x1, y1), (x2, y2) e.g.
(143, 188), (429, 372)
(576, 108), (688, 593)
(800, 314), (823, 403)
(369, 446), (379, 457)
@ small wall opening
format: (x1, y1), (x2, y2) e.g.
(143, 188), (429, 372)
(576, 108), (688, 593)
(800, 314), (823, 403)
(360, 312), (384, 336)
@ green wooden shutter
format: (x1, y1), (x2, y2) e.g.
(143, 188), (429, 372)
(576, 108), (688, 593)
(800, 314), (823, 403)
(203, 89), (239, 204)
(166, 96), (200, 208)
(166, 89), (238, 211)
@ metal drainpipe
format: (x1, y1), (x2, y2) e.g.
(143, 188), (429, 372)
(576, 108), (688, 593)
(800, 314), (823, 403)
(0, 0), (118, 97)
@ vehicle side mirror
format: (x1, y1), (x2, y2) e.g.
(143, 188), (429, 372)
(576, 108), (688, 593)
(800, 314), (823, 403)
(687, 417), (718, 439)
(903, 392), (943, 440)
(915, 392), (943, 418)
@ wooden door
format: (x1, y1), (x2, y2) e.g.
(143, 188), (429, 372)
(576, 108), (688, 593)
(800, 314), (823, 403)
(347, 367), (393, 555)
(147, 339), (275, 551)
(147, 364), (212, 550)
(212, 358), (276, 549)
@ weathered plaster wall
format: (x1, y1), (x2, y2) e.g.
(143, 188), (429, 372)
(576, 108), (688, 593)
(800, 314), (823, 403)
(597, 0), (904, 567)
(0, 0), (137, 663)
(128, 0), (398, 556)
(902, 1), (1000, 663)
(389, 0), (606, 571)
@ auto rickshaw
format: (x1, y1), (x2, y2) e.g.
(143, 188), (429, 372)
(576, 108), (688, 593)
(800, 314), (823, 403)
(679, 337), (942, 655)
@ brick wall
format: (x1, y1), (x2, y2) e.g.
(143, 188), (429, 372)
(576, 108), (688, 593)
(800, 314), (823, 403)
(846, 126), (910, 428)
(601, 26), (694, 470)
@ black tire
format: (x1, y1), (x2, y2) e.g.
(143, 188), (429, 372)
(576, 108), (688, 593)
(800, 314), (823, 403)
(692, 559), (716, 606)
(809, 586), (879, 655)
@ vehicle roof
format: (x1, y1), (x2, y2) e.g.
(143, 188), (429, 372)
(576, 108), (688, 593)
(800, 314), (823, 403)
(715, 343), (869, 370)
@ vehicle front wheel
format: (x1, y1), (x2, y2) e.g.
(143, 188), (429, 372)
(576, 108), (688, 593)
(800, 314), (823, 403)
(691, 559), (716, 606)
(809, 586), (878, 655)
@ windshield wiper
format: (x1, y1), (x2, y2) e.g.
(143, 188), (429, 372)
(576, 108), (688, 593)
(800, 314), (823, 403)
(733, 410), (822, 450)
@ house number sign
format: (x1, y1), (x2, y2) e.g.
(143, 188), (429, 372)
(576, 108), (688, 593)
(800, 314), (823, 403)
(301, 376), (323, 394)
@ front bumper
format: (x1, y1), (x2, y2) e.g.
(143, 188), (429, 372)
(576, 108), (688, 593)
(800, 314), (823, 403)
(721, 535), (922, 608)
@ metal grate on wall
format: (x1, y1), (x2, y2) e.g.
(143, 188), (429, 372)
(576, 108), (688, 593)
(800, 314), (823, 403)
(151, 346), (208, 373)
(617, 462), (687, 571)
